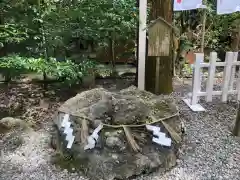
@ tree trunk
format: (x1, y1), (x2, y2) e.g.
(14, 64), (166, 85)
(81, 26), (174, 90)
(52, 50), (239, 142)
(42, 33), (48, 90)
(109, 33), (117, 76)
(134, 0), (139, 86)
(233, 104), (240, 136)
(231, 25), (240, 51)
(146, 0), (173, 94)
(233, 25), (240, 136)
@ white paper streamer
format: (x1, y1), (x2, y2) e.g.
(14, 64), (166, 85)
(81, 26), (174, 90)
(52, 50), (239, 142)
(146, 125), (172, 147)
(59, 113), (75, 149)
(61, 114), (70, 127)
(67, 136), (75, 149)
(84, 124), (103, 150)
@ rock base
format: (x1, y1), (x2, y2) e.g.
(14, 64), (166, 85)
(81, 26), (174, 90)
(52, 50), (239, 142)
(52, 86), (182, 180)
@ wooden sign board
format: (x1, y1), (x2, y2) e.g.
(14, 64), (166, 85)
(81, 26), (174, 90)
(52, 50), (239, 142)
(148, 20), (171, 57)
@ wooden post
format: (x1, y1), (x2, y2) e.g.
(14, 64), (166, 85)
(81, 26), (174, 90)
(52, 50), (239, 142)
(145, 0), (173, 94)
(229, 52), (238, 90)
(235, 67), (240, 135)
(222, 52), (234, 102)
(229, 23), (240, 90)
(206, 52), (217, 102)
(137, 0), (147, 90)
(233, 24), (240, 136)
(135, 0), (139, 86)
(191, 53), (204, 105)
(233, 103), (240, 136)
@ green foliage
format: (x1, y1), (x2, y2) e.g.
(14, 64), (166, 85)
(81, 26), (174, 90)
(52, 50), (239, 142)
(205, 6), (240, 50)
(0, 0), (30, 47)
(183, 64), (193, 76)
(0, 54), (96, 85)
(1, 0), (238, 82)
(26, 57), (84, 85)
(0, 0), (138, 74)
(79, 58), (98, 76)
(0, 24), (29, 47)
(174, 1), (240, 52)
(0, 55), (29, 81)
(59, 0), (137, 41)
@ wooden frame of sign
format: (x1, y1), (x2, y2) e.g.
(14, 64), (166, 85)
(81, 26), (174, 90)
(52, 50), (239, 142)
(146, 17), (179, 93)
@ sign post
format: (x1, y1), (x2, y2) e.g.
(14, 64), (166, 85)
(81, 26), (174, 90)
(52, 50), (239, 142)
(138, 0), (147, 90)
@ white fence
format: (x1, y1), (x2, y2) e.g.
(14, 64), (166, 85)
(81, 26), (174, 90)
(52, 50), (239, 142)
(183, 51), (240, 111)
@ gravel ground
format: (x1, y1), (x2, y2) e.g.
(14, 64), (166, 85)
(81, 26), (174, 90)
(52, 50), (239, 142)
(0, 78), (240, 180)
(134, 79), (240, 180)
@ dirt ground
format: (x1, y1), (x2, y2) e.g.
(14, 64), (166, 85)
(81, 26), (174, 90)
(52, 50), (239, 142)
(0, 76), (239, 180)
(0, 76), (135, 127)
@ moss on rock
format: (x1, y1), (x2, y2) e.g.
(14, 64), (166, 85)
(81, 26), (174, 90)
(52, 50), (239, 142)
(52, 86), (182, 180)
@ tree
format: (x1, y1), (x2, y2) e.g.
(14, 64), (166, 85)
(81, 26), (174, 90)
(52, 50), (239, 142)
(173, 1), (240, 75)
(234, 105), (240, 136)
(232, 19), (240, 137)
(0, 0), (30, 52)
(145, 0), (173, 94)
(58, 0), (137, 73)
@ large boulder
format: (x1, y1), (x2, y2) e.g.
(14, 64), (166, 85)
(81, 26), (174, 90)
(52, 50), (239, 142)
(52, 86), (183, 180)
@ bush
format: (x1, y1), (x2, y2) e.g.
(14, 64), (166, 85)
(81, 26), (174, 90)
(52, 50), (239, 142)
(0, 54), (97, 85)
(0, 55), (30, 82)
(27, 57), (84, 85)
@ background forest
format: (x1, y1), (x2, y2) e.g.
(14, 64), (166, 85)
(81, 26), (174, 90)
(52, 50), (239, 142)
(0, 0), (239, 85)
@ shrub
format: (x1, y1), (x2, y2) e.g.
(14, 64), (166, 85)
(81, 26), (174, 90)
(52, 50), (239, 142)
(0, 55), (30, 82)
(0, 54), (97, 85)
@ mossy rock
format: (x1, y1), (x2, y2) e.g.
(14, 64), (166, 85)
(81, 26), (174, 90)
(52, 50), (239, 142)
(0, 117), (32, 153)
(52, 86), (182, 180)
(0, 117), (32, 134)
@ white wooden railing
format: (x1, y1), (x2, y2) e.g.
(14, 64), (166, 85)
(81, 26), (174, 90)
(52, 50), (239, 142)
(183, 51), (239, 111)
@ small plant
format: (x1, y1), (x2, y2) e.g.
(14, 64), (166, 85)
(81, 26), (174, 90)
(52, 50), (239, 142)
(0, 54), (30, 82)
(79, 58), (98, 76)
(27, 57), (97, 85)
(182, 63), (193, 77)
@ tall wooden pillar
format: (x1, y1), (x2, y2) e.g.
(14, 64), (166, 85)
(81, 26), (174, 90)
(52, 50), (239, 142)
(233, 24), (240, 136)
(145, 0), (173, 94)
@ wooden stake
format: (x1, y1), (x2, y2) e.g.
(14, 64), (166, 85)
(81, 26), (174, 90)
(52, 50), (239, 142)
(80, 118), (89, 145)
(233, 103), (240, 136)
(123, 126), (140, 152)
(138, 0), (147, 90)
(233, 25), (240, 136)
(150, 115), (182, 144)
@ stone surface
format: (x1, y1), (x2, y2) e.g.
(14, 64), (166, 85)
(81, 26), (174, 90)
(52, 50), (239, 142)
(0, 117), (31, 133)
(52, 86), (182, 180)
(0, 117), (32, 153)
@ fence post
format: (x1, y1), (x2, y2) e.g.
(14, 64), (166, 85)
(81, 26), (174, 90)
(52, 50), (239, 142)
(229, 52), (238, 90)
(206, 52), (217, 102)
(222, 52), (234, 102)
(191, 53), (204, 105)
